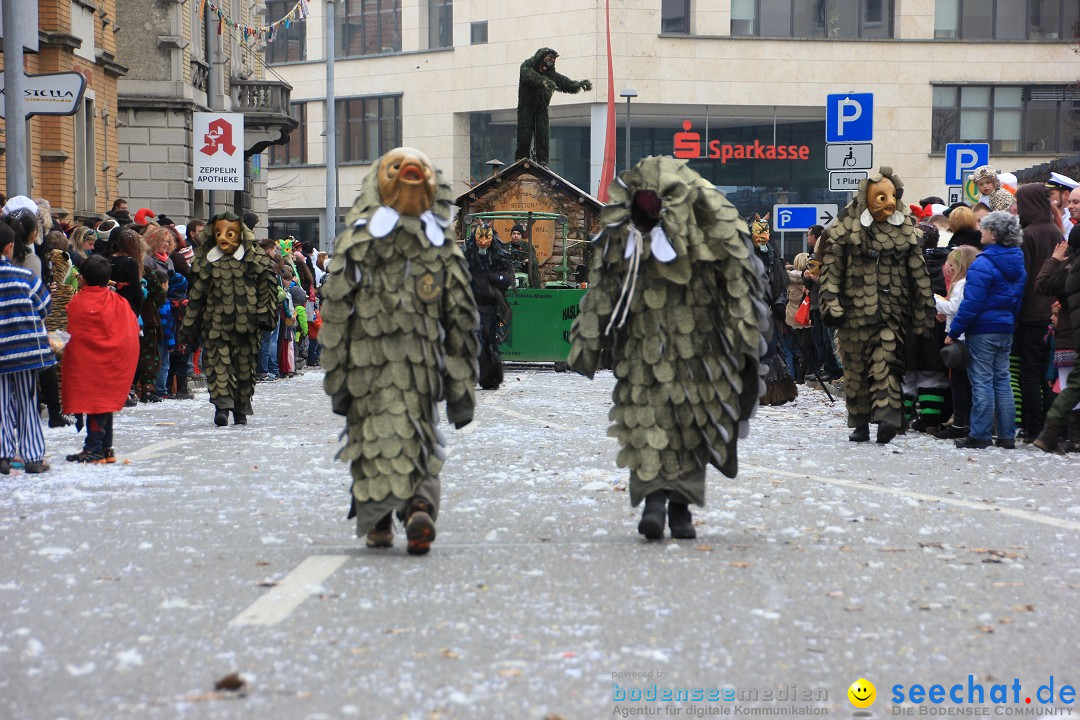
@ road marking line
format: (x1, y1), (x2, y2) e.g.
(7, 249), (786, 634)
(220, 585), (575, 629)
(228, 555), (349, 626)
(743, 464), (1080, 533)
(123, 438), (188, 460)
(483, 405), (570, 431)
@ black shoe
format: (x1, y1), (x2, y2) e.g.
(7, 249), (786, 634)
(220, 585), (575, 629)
(955, 436), (992, 449)
(876, 422), (898, 445)
(24, 460), (51, 473)
(637, 491), (667, 540)
(366, 512), (394, 549)
(0, 458), (10, 475)
(934, 425), (968, 440)
(214, 409), (230, 426)
(49, 415), (73, 428)
(405, 499), (436, 556)
(125, 391), (139, 407)
(994, 438), (1016, 449)
(65, 449), (105, 464)
(233, 410), (247, 425)
(668, 501), (696, 539)
(848, 424), (870, 443)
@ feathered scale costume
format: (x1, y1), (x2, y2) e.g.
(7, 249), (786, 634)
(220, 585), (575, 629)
(568, 156), (769, 508)
(321, 149), (480, 537)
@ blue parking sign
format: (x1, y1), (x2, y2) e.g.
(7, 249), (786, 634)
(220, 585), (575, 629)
(945, 143), (989, 185)
(826, 93), (873, 143)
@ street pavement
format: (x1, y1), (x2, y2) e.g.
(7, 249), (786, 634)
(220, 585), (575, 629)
(1, 368), (1078, 720)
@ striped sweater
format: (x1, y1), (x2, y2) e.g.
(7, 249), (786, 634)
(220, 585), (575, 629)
(0, 255), (54, 374)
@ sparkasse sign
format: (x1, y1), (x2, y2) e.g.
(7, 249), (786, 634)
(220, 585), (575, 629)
(0, 72), (86, 118)
(673, 121), (811, 164)
(193, 112), (245, 190)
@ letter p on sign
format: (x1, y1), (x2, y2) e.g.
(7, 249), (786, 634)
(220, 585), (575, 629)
(827, 93), (873, 143)
(945, 143), (989, 186)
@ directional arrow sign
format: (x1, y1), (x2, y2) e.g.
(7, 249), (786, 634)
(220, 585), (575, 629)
(772, 204), (839, 232)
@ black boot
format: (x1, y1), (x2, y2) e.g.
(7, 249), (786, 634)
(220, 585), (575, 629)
(175, 375), (194, 400)
(848, 424), (870, 442)
(637, 491), (667, 540)
(876, 422), (898, 444)
(233, 409), (247, 425)
(214, 409), (230, 426)
(667, 499), (696, 539)
(366, 512), (394, 549)
(405, 498), (436, 556)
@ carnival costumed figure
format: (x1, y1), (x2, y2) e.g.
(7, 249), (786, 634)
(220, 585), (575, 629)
(515, 48), (592, 166)
(321, 147), (480, 556)
(750, 214), (798, 406)
(820, 167), (936, 444)
(464, 220), (514, 391)
(568, 156), (769, 541)
(179, 213), (279, 426)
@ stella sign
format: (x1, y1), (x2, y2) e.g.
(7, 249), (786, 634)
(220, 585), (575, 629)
(0, 72), (87, 118)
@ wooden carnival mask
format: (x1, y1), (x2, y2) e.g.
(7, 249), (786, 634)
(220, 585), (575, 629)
(866, 177), (898, 223)
(750, 214), (771, 247)
(213, 217), (243, 255)
(473, 222), (494, 250)
(377, 147), (437, 217)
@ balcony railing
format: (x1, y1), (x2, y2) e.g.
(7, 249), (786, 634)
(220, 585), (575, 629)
(230, 79), (292, 117)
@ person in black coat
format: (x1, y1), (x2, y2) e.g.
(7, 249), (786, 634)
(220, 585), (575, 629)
(464, 222), (514, 390)
(903, 222), (952, 433)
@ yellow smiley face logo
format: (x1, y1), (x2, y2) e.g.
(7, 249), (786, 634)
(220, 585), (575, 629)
(848, 678), (876, 708)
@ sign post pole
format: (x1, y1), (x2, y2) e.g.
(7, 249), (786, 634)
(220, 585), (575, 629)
(2, 0), (31, 197)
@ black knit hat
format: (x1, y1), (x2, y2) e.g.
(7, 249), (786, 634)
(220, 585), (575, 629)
(511, 224), (526, 235)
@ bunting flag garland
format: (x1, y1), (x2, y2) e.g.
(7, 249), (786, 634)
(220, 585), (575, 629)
(202, 0), (309, 45)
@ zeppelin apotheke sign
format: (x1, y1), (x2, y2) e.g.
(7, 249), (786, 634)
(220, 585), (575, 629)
(0, 72), (87, 118)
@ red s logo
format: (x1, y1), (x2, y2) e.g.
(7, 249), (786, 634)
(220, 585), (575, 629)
(673, 120), (701, 159)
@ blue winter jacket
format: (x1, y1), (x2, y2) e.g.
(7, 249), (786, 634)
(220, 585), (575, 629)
(948, 243), (1026, 339)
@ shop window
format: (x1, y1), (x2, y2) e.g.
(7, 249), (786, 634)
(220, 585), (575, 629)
(661, 0), (691, 34)
(269, 103), (307, 167)
(428, 0), (452, 49)
(932, 84), (1080, 153)
(336, 95), (402, 164)
(934, 0), (1078, 39)
(337, 0), (401, 58)
(734, 0), (893, 37)
(470, 21), (488, 44)
(266, 0), (307, 63)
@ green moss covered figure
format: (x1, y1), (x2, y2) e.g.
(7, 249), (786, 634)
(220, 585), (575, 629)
(568, 156), (769, 541)
(179, 212), (279, 427)
(819, 166), (936, 444)
(515, 48), (592, 166)
(321, 147), (479, 556)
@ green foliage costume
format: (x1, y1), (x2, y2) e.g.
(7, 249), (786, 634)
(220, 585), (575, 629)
(179, 213), (279, 426)
(515, 48), (592, 166)
(321, 147), (479, 555)
(568, 156), (769, 540)
(819, 167), (935, 444)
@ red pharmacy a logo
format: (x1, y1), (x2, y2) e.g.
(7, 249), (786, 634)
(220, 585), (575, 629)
(201, 118), (237, 156)
(674, 120), (701, 159)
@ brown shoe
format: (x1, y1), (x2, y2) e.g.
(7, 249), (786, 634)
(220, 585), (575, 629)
(405, 499), (436, 556)
(365, 512), (394, 549)
(1033, 423), (1064, 454)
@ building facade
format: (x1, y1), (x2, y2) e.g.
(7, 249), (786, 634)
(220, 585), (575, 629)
(1, 0), (127, 222)
(265, 0), (1080, 249)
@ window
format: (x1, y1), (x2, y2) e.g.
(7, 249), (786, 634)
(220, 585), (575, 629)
(269, 103), (307, 166)
(731, 0), (894, 37)
(74, 97), (96, 213)
(70, 2), (96, 61)
(932, 85), (1080, 153)
(661, 0), (690, 33)
(336, 96), (402, 164)
(934, 0), (1079, 39)
(470, 21), (488, 44)
(265, 0), (306, 63)
(337, 0), (401, 57)
(428, 0), (452, 49)
(269, 218), (321, 249)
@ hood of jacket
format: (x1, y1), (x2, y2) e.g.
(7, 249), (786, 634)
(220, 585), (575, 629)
(982, 243), (1026, 282)
(1016, 183), (1053, 228)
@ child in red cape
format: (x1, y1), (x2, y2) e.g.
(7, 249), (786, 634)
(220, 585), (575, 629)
(62, 254), (140, 464)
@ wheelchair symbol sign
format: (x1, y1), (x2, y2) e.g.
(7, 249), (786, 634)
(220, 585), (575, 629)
(825, 143), (873, 171)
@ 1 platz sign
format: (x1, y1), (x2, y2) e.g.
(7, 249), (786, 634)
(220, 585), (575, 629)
(0, 72), (86, 118)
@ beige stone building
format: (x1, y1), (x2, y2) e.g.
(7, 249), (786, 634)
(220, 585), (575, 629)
(265, 0), (1079, 249)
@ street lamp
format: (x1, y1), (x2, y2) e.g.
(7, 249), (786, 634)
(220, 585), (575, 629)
(620, 87), (638, 172)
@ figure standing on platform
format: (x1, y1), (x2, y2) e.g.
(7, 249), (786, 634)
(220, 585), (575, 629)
(515, 48), (592, 166)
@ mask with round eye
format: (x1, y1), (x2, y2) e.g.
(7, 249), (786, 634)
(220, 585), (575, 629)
(377, 146), (437, 217)
(867, 178), (897, 222)
(214, 218), (243, 255)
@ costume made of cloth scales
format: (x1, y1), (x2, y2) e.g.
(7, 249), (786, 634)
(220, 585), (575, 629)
(819, 167), (936, 431)
(568, 156), (769, 507)
(320, 152), (479, 536)
(178, 220), (279, 416)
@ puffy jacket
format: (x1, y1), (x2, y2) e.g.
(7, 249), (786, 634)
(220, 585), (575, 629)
(949, 243), (1026, 339)
(1016, 183), (1060, 326)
